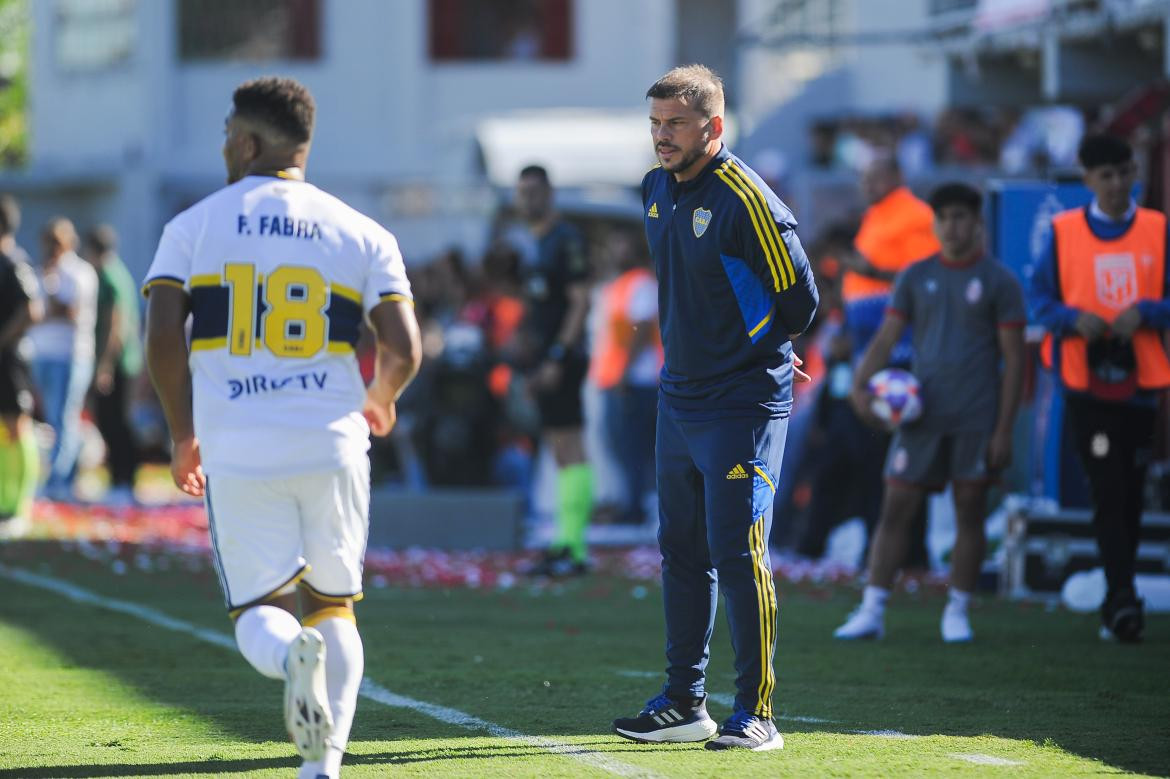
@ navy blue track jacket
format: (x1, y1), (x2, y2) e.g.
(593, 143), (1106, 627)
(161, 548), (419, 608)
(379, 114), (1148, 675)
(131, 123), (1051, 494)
(642, 144), (819, 419)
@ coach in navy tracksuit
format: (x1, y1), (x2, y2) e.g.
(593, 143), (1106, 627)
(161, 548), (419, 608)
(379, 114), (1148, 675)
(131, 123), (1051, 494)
(612, 66), (818, 752)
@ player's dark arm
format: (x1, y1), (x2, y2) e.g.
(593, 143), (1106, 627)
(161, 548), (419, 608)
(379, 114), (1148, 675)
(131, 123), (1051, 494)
(850, 314), (905, 408)
(841, 247), (897, 283)
(988, 324), (1025, 469)
(554, 281), (590, 351)
(145, 284), (204, 496)
(144, 285), (195, 444)
(0, 296), (35, 351)
(365, 299), (422, 420)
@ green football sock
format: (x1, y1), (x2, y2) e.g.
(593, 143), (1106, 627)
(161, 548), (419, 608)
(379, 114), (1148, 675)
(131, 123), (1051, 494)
(0, 425), (19, 516)
(553, 464), (593, 563)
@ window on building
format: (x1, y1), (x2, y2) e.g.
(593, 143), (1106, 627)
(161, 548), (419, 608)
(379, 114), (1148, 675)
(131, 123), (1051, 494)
(178, 0), (321, 62)
(54, 0), (137, 72)
(430, 0), (572, 62)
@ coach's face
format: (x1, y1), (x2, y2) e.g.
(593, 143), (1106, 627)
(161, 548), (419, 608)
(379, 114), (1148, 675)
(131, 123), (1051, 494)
(650, 98), (721, 181)
(934, 204), (981, 260)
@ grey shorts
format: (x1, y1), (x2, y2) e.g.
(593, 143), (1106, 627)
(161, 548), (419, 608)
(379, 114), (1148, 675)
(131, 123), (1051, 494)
(883, 426), (992, 490)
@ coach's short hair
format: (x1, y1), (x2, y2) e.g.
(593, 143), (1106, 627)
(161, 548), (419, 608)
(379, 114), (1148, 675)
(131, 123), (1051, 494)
(0, 194), (19, 236)
(929, 182), (983, 215)
(646, 64), (725, 119)
(1078, 133), (1133, 170)
(232, 76), (316, 144)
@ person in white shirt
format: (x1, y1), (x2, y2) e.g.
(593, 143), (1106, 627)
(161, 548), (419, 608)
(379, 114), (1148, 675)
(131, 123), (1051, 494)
(143, 77), (421, 779)
(27, 217), (98, 500)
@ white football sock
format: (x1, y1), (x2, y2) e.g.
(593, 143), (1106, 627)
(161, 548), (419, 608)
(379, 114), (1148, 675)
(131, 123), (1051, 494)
(947, 588), (971, 613)
(862, 585), (890, 615)
(297, 759), (323, 779)
(234, 605), (302, 680)
(315, 616), (365, 775)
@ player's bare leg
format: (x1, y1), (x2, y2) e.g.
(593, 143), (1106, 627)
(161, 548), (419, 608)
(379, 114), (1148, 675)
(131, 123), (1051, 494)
(942, 481), (989, 642)
(835, 482), (924, 639)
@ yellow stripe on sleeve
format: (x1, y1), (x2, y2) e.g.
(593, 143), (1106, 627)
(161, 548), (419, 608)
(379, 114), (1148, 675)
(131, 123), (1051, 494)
(141, 278), (185, 298)
(379, 293), (414, 305)
(714, 165), (783, 292)
(725, 164), (797, 289)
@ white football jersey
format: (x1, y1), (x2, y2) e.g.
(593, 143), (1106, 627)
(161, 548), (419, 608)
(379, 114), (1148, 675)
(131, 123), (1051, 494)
(144, 175), (412, 478)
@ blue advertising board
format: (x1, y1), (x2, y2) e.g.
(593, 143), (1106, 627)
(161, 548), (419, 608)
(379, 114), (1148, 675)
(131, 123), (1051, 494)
(988, 180), (1096, 507)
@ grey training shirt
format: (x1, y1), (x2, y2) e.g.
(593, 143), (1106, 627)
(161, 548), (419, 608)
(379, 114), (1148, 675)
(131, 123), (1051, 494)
(888, 253), (1026, 432)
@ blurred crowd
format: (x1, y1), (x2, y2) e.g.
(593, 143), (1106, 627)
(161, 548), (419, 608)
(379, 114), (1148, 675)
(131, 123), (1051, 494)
(810, 104), (1087, 177)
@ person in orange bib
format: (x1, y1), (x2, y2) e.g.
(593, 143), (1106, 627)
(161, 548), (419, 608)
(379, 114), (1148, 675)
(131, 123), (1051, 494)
(1032, 133), (1170, 643)
(590, 244), (663, 526)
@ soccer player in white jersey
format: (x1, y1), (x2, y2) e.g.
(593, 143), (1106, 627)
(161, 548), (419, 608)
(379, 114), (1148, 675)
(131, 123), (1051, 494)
(143, 77), (421, 779)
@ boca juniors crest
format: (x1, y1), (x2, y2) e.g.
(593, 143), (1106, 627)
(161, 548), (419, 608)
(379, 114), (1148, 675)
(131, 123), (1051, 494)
(693, 207), (712, 238)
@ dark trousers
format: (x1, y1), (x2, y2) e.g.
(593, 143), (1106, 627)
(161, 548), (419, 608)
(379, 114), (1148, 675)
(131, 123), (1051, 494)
(1064, 393), (1155, 596)
(93, 367), (138, 488)
(656, 400), (787, 718)
(602, 385), (657, 523)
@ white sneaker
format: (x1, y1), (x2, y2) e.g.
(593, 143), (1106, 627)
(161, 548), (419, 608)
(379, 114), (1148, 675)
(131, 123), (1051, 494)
(285, 627), (334, 761)
(833, 607), (884, 640)
(941, 606), (973, 643)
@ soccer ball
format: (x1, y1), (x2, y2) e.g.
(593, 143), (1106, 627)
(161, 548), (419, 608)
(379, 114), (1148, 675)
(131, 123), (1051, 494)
(867, 368), (923, 427)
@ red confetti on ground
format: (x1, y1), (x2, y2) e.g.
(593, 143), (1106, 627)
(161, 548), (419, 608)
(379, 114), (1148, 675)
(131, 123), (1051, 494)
(9, 500), (946, 593)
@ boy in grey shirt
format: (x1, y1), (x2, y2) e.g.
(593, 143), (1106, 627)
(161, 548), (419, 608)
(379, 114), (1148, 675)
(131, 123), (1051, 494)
(835, 183), (1026, 643)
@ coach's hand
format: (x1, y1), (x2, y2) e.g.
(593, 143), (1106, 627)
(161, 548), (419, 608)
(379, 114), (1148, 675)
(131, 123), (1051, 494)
(987, 426), (1013, 472)
(793, 353), (811, 384)
(1074, 311), (1109, 342)
(363, 390), (397, 437)
(171, 437), (206, 498)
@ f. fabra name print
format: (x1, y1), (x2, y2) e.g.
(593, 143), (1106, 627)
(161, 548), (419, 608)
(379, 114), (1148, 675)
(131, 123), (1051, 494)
(237, 214), (322, 240)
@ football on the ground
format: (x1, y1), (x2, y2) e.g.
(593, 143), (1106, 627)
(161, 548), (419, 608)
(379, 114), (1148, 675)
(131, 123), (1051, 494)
(867, 368), (923, 427)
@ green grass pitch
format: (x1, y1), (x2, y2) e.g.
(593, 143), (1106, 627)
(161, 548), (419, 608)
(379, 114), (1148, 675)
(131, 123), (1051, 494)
(0, 539), (1166, 778)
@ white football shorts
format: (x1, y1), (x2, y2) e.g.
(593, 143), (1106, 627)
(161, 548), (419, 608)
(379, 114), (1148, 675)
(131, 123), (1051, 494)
(204, 459), (371, 614)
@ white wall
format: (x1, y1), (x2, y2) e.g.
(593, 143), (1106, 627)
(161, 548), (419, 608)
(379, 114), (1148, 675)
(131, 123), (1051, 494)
(26, 0), (678, 267)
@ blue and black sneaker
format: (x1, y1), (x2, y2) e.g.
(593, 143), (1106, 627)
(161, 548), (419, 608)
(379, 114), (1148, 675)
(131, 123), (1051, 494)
(704, 710), (784, 751)
(613, 693), (718, 743)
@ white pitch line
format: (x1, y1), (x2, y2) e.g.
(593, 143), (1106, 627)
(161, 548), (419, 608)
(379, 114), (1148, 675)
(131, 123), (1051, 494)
(950, 753), (1025, 766)
(0, 565), (662, 779)
(854, 730), (920, 739)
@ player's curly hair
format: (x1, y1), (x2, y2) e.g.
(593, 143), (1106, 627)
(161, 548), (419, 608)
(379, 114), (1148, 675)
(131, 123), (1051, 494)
(232, 76), (316, 144)
(646, 64), (725, 119)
